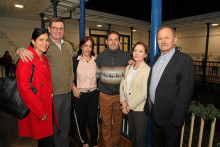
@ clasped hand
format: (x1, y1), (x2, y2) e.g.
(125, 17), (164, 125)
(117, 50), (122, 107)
(121, 101), (131, 115)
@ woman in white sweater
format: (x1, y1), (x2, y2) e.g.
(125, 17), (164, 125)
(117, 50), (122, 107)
(120, 41), (150, 147)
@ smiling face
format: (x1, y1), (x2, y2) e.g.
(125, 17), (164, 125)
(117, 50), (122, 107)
(105, 33), (120, 51)
(81, 40), (92, 57)
(157, 27), (177, 55)
(48, 21), (65, 43)
(132, 44), (147, 63)
(32, 33), (49, 55)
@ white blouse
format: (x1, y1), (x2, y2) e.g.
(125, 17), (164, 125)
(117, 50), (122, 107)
(126, 66), (137, 102)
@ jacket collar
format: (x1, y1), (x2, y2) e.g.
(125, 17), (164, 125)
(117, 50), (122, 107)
(28, 46), (50, 80)
(157, 49), (180, 83)
(125, 61), (147, 87)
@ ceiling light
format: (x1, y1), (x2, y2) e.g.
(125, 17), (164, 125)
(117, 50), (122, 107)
(132, 29), (137, 32)
(97, 24), (102, 27)
(15, 4), (24, 8)
(43, 17), (48, 20)
(211, 23), (219, 27)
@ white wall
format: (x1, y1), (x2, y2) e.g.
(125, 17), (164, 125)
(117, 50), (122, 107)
(1, 17), (220, 61)
(176, 25), (220, 61)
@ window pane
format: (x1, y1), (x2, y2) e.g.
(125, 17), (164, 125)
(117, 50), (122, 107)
(100, 37), (105, 44)
(93, 37), (97, 44)
(124, 44), (128, 52)
(100, 46), (105, 53)
(120, 44), (123, 49)
(124, 37), (128, 43)
(94, 46), (98, 54)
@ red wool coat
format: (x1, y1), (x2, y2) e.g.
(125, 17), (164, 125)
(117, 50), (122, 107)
(16, 46), (56, 139)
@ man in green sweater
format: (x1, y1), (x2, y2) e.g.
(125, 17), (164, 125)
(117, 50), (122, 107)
(17, 18), (74, 147)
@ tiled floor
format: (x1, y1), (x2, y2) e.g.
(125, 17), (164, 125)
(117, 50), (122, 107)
(0, 110), (129, 147)
(0, 111), (81, 147)
(0, 111), (37, 147)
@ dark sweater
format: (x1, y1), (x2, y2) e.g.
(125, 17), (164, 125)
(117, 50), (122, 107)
(96, 47), (131, 95)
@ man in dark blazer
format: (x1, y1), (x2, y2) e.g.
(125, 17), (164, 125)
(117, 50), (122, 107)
(144, 26), (195, 147)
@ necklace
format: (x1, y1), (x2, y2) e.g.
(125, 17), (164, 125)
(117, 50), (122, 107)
(133, 65), (138, 70)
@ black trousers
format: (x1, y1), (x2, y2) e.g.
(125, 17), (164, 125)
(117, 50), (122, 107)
(38, 135), (54, 147)
(4, 65), (11, 77)
(73, 89), (99, 146)
(128, 111), (148, 147)
(151, 108), (182, 147)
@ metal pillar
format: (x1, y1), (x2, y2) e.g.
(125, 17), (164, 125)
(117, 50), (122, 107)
(147, 0), (162, 147)
(80, 0), (85, 40)
(108, 24), (112, 31)
(202, 23), (210, 82)
(39, 13), (45, 29)
(50, 0), (59, 18)
(130, 27), (134, 53)
(150, 0), (162, 66)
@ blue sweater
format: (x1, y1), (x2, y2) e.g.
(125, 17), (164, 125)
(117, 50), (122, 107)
(96, 47), (131, 95)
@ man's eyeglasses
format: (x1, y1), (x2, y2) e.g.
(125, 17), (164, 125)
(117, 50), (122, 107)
(50, 27), (64, 31)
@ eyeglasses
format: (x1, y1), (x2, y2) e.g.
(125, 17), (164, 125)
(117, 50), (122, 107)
(50, 27), (64, 31)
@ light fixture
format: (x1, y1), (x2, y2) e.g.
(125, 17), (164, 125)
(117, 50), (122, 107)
(211, 23), (219, 27)
(132, 29), (137, 32)
(97, 24), (102, 28)
(43, 17), (48, 20)
(15, 4), (24, 8)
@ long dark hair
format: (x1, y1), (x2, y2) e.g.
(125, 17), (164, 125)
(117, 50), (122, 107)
(30, 28), (49, 46)
(77, 36), (95, 57)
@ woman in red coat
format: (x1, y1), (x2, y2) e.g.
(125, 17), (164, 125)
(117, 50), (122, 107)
(16, 28), (58, 147)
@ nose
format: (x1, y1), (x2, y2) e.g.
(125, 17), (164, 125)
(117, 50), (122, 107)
(43, 40), (49, 45)
(160, 38), (164, 43)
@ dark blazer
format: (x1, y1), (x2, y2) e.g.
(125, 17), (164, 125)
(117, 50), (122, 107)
(144, 49), (195, 127)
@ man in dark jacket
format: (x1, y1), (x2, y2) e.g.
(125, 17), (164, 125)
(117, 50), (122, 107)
(144, 26), (195, 147)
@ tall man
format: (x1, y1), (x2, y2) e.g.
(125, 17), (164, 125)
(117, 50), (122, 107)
(144, 26), (195, 147)
(17, 18), (74, 147)
(96, 31), (131, 147)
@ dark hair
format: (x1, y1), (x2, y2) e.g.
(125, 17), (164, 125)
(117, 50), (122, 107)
(30, 28), (49, 46)
(132, 41), (149, 63)
(5, 51), (9, 55)
(105, 30), (120, 41)
(49, 18), (65, 28)
(77, 36), (95, 57)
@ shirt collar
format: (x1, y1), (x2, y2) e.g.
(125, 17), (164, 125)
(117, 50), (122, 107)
(77, 55), (96, 61)
(160, 48), (175, 60)
(50, 36), (64, 46)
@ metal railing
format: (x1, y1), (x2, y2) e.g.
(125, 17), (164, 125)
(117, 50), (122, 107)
(194, 61), (220, 83)
(121, 113), (218, 147)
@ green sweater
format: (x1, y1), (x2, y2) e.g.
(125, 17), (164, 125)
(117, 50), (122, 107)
(45, 39), (74, 96)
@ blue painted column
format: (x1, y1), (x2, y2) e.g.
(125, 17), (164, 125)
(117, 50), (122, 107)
(147, 0), (162, 147)
(80, 0), (85, 40)
(150, 0), (162, 65)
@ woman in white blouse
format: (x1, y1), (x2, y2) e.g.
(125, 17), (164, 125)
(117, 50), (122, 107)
(120, 41), (150, 147)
